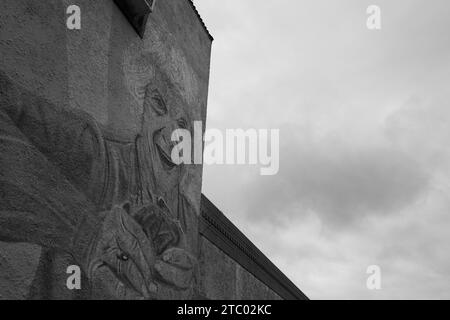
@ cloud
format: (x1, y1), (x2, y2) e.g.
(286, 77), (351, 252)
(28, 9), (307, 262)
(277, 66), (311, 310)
(244, 126), (430, 227)
(195, 0), (450, 299)
(386, 95), (450, 172)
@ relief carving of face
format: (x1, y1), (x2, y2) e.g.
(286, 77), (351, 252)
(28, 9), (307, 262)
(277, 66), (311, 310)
(123, 49), (197, 234)
(135, 81), (191, 217)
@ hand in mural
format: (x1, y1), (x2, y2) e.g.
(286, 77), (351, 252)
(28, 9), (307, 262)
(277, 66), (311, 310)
(154, 247), (197, 299)
(132, 201), (197, 299)
(88, 206), (158, 300)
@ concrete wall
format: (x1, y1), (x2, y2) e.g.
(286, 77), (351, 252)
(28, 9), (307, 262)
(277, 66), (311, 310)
(0, 0), (211, 299)
(199, 237), (282, 300)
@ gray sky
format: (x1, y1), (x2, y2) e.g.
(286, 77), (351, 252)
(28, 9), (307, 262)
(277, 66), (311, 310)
(194, 0), (450, 299)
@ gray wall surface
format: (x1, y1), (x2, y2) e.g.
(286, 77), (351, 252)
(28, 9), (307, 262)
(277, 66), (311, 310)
(199, 237), (282, 300)
(0, 0), (211, 299)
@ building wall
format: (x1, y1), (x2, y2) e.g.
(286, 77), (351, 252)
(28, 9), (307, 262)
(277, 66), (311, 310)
(199, 237), (282, 300)
(198, 195), (307, 300)
(0, 0), (211, 299)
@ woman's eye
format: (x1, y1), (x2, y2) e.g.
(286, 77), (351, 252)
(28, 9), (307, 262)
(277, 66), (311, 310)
(151, 93), (168, 116)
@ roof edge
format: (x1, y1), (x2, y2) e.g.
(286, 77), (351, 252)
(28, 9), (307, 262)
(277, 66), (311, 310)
(200, 195), (309, 300)
(186, 0), (214, 41)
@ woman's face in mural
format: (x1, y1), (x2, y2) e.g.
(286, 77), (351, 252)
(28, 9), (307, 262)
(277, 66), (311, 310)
(142, 84), (190, 196)
(123, 50), (194, 210)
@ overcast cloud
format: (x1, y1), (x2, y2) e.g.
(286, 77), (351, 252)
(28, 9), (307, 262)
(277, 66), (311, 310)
(194, 0), (450, 299)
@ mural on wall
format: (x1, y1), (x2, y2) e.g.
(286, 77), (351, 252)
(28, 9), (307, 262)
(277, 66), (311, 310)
(0, 68), (198, 299)
(0, 0), (212, 300)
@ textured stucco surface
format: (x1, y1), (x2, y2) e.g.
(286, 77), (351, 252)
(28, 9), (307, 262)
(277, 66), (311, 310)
(0, 0), (211, 299)
(199, 237), (282, 300)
